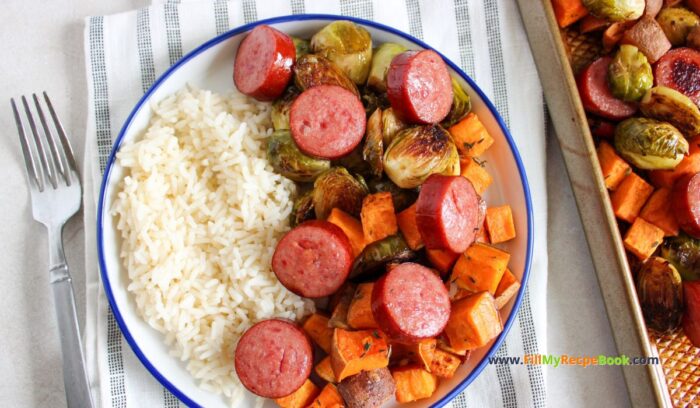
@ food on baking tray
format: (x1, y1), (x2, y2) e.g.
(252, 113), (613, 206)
(117, 20), (524, 406)
(553, 0), (700, 347)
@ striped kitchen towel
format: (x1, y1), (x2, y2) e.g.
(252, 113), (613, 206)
(82, 0), (548, 407)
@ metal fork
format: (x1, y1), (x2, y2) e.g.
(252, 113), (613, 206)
(11, 93), (94, 408)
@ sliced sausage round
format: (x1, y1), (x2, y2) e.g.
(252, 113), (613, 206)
(654, 47), (700, 105)
(234, 319), (313, 398)
(415, 174), (480, 253)
(234, 25), (295, 101)
(272, 220), (353, 297)
(387, 50), (453, 124)
(577, 57), (637, 120)
(371, 262), (450, 343)
(671, 172), (700, 238)
(290, 85), (366, 159)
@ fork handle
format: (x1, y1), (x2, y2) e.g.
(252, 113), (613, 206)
(51, 265), (95, 408)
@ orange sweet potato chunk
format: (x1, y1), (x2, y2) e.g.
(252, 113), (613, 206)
(444, 291), (503, 351)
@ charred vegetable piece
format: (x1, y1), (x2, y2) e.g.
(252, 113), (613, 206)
(367, 178), (418, 213)
(367, 43), (408, 92)
(608, 45), (653, 102)
(614, 118), (688, 170)
(313, 167), (369, 219)
(383, 125), (460, 189)
(332, 145), (373, 178)
(349, 234), (415, 280)
(361, 87), (390, 116)
(271, 87), (299, 130)
(294, 54), (359, 95)
(292, 37), (310, 59)
(267, 130), (330, 182)
(441, 76), (472, 128)
(661, 232), (700, 281)
(311, 20), (373, 84)
(656, 7), (700, 46)
(363, 109), (384, 179)
(639, 86), (700, 136)
(636, 256), (684, 333)
(381, 107), (407, 146)
(582, 0), (645, 21)
(290, 190), (315, 227)
(337, 367), (396, 408)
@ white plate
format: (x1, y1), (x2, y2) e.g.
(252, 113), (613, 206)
(97, 14), (533, 408)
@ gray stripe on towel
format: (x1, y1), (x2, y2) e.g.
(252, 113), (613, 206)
(242, 0), (257, 23)
(88, 14), (128, 408)
(406, 0), (423, 39)
(214, 0), (230, 35)
(164, 2), (183, 65)
(453, 0), (475, 78)
(340, 0), (373, 20)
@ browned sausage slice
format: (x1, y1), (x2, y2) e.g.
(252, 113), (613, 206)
(655, 48), (700, 105)
(415, 174), (480, 253)
(371, 262), (450, 343)
(234, 25), (295, 101)
(387, 50), (453, 124)
(576, 57), (637, 120)
(290, 85), (366, 159)
(234, 319), (313, 398)
(337, 367), (396, 408)
(272, 220), (353, 297)
(672, 172), (700, 238)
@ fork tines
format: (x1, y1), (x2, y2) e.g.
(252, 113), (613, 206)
(11, 93), (77, 192)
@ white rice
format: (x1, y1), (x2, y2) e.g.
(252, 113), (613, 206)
(112, 86), (314, 404)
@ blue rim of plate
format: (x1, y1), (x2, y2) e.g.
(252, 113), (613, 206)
(97, 13), (534, 408)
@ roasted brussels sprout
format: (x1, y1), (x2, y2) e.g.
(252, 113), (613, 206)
(360, 88), (390, 116)
(608, 45), (653, 102)
(312, 167), (369, 219)
(383, 125), (459, 188)
(267, 130), (330, 182)
(656, 7), (700, 46)
(290, 190), (315, 227)
(363, 109), (384, 179)
(640, 86), (700, 136)
(349, 234), (415, 280)
(582, 0), (644, 22)
(294, 54), (359, 96)
(367, 178), (418, 212)
(661, 233), (700, 281)
(381, 107), (407, 146)
(270, 86), (298, 130)
(636, 256), (684, 334)
(614, 118), (688, 170)
(441, 76), (472, 128)
(332, 144), (372, 178)
(292, 37), (310, 59)
(366, 42), (407, 92)
(310, 21), (373, 84)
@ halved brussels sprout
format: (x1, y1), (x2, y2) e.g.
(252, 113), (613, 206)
(290, 190), (315, 227)
(640, 86), (700, 137)
(656, 7), (700, 46)
(294, 54), (359, 96)
(661, 233), (700, 281)
(349, 234), (415, 280)
(381, 107), (407, 146)
(582, 0), (645, 22)
(636, 256), (684, 334)
(367, 178), (418, 213)
(363, 109), (384, 179)
(292, 37), (310, 59)
(383, 125), (459, 188)
(608, 45), (653, 102)
(332, 145), (372, 178)
(267, 130), (330, 182)
(614, 118), (688, 170)
(270, 87), (299, 130)
(312, 167), (369, 219)
(441, 76), (472, 128)
(311, 21), (373, 84)
(366, 42), (407, 92)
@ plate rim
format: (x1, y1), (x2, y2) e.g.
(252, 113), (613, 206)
(96, 13), (534, 408)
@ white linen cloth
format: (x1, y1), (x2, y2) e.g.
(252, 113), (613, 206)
(82, 1), (548, 406)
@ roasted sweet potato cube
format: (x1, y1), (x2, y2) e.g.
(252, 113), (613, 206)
(391, 365), (439, 403)
(485, 205), (516, 244)
(426, 248), (460, 276)
(361, 192), (398, 244)
(327, 207), (366, 257)
(611, 172), (654, 223)
(307, 383), (344, 408)
(460, 158), (493, 195)
(640, 188), (679, 236)
(623, 217), (664, 260)
(274, 379), (320, 408)
(315, 356), (337, 383)
(303, 313), (334, 354)
(445, 291), (503, 351)
(429, 348), (462, 379)
(451, 243), (510, 294)
(449, 113), (494, 157)
(331, 328), (390, 381)
(396, 204), (424, 250)
(347, 283), (379, 329)
(494, 268), (521, 309)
